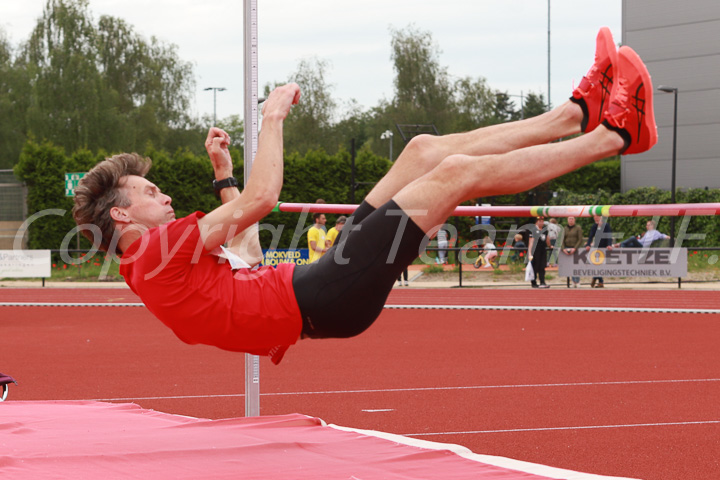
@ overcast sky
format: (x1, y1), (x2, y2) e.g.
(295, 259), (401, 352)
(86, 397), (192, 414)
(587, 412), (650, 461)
(1, 0), (622, 124)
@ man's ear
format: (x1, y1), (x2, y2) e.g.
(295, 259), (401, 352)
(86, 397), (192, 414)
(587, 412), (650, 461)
(110, 206), (130, 224)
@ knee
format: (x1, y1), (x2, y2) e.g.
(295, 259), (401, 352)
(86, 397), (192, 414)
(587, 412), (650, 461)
(435, 153), (474, 178)
(402, 134), (443, 170)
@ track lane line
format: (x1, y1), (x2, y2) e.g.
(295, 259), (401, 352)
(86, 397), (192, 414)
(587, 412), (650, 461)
(404, 420), (720, 437)
(88, 378), (720, 402)
(4, 302), (720, 314)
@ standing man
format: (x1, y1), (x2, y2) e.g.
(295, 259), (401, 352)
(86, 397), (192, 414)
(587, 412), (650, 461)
(562, 216), (584, 287)
(326, 216), (346, 248)
(546, 218), (562, 266)
(528, 217), (552, 288)
(436, 225), (449, 264)
(307, 213), (328, 263)
(585, 214), (613, 288)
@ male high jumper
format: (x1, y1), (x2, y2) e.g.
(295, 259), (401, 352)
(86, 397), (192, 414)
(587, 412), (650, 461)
(73, 28), (656, 363)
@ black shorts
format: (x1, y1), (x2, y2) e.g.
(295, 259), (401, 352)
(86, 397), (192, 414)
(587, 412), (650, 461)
(292, 199), (427, 339)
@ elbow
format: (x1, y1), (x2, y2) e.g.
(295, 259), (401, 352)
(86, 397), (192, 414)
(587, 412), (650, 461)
(252, 188), (280, 214)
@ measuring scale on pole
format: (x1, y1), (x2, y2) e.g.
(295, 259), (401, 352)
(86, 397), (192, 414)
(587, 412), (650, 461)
(243, 0), (261, 417)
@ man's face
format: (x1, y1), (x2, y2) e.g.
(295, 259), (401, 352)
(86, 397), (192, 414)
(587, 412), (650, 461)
(336, 222), (345, 232)
(594, 214), (602, 224)
(316, 214), (326, 226)
(536, 218), (544, 229)
(116, 175), (175, 229)
(646, 221), (654, 231)
(568, 216), (576, 227)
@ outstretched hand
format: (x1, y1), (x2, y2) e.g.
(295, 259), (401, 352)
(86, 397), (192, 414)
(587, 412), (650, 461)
(205, 127), (233, 178)
(261, 83), (301, 122)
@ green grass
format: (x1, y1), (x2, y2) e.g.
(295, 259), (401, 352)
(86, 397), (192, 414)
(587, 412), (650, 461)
(687, 250), (720, 272)
(49, 254), (123, 282)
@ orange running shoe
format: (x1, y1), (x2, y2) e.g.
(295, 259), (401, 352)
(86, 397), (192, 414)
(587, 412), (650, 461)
(602, 46), (658, 155)
(570, 27), (617, 133)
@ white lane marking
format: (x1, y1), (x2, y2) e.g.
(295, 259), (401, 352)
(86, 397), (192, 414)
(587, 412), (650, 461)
(3, 303), (720, 314)
(90, 378), (720, 402)
(404, 420), (720, 437)
(385, 304), (720, 314)
(362, 409), (394, 413)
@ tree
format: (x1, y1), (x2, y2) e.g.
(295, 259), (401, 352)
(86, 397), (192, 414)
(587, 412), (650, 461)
(451, 76), (497, 132)
(522, 92), (548, 119)
(15, 0), (195, 157)
(272, 57), (337, 154)
(0, 29), (31, 168)
(389, 25), (454, 132)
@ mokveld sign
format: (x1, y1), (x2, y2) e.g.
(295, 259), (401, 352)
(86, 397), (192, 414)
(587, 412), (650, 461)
(558, 248), (687, 278)
(261, 249), (310, 267)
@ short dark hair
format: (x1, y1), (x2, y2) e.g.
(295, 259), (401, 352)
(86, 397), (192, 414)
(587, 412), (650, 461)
(313, 212), (325, 222)
(72, 153), (152, 254)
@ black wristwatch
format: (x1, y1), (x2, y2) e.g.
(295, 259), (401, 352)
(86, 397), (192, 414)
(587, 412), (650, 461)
(213, 176), (239, 191)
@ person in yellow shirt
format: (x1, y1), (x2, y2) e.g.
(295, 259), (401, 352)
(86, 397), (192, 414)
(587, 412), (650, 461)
(307, 213), (328, 263)
(325, 216), (346, 248)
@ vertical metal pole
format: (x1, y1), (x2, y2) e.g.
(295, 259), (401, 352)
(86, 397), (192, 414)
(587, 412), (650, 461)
(213, 89), (218, 126)
(350, 138), (356, 204)
(547, 0), (551, 108)
(243, 0), (261, 417)
(670, 90), (678, 247)
(670, 90), (679, 289)
(456, 218), (462, 287)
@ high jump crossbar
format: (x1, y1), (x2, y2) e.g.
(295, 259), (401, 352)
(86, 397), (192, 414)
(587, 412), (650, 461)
(272, 202), (720, 218)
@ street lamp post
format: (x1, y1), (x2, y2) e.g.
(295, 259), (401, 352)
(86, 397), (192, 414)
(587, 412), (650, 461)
(204, 87), (227, 126)
(658, 85), (678, 247)
(381, 130), (394, 161)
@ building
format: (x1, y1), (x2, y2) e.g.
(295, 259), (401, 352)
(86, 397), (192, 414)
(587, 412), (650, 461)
(621, 0), (720, 191)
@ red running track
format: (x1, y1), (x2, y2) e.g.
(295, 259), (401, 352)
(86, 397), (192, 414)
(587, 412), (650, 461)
(2, 287), (720, 480)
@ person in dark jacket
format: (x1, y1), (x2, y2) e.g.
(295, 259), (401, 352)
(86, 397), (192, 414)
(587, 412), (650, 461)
(528, 217), (552, 288)
(562, 216), (584, 287)
(585, 214), (613, 288)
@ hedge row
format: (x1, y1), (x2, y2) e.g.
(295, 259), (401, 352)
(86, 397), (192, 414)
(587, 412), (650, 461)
(12, 140), (392, 252)
(550, 187), (720, 247)
(13, 139), (719, 252)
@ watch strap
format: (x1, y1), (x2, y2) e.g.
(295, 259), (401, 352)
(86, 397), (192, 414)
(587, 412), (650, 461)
(213, 176), (239, 191)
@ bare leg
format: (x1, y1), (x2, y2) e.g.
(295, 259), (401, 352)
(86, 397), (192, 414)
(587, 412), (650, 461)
(364, 100), (583, 208)
(392, 125), (625, 234)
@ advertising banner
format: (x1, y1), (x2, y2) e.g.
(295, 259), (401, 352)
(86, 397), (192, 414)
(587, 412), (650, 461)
(0, 250), (51, 278)
(261, 249), (310, 267)
(557, 248), (687, 278)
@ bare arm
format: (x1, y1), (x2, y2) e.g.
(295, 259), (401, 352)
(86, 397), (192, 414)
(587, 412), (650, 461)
(197, 84), (301, 253)
(201, 127), (263, 266)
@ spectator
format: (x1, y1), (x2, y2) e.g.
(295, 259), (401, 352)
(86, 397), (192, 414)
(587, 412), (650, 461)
(397, 268), (409, 287)
(612, 220), (669, 248)
(307, 213), (328, 263)
(436, 226), (449, 264)
(314, 199), (327, 232)
(585, 214), (613, 288)
(480, 236), (498, 269)
(547, 218), (562, 266)
(562, 216), (584, 288)
(511, 233), (527, 263)
(326, 216), (347, 248)
(528, 217), (552, 288)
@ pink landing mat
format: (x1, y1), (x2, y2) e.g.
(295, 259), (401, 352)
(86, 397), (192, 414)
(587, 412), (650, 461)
(0, 401), (638, 480)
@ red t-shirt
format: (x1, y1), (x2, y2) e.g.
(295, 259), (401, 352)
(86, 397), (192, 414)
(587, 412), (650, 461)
(119, 212), (302, 364)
